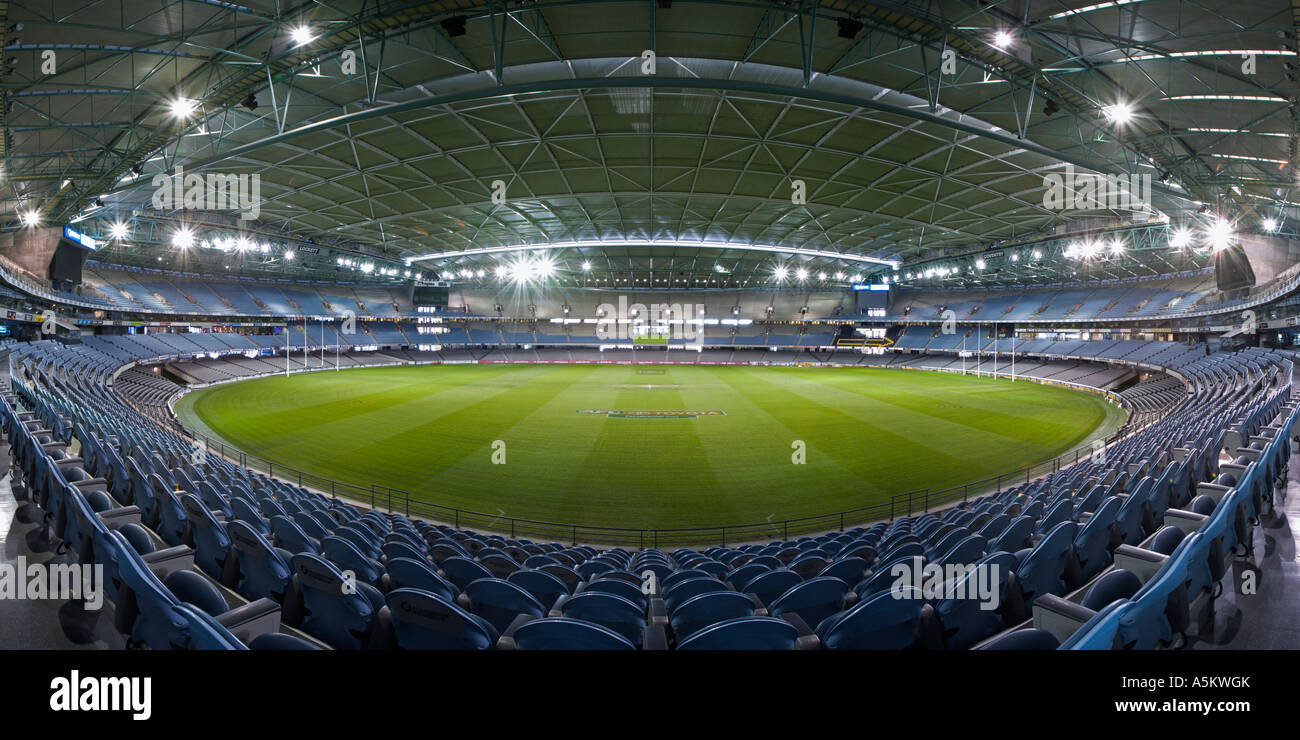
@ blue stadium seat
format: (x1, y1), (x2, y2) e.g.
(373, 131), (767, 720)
(163, 569), (230, 617)
(507, 569), (571, 610)
(933, 534), (987, 568)
(935, 551), (1018, 649)
(181, 493), (232, 580)
(155, 488), (189, 547)
(741, 570), (802, 606)
(464, 578), (546, 634)
(854, 552), (921, 599)
(1080, 568), (1142, 612)
(513, 617), (635, 650)
(676, 616), (800, 650)
(1015, 521), (1078, 609)
(583, 577), (648, 608)
(288, 553), (380, 650)
(170, 604), (248, 650)
(1146, 525), (1185, 556)
(976, 628), (1060, 650)
(381, 541), (427, 564)
(1116, 540), (1193, 649)
(767, 576), (849, 628)
(227, 520), (292, 603)
(560, 591), (646, 646)
(1073, 496), (1121, 581)
(818, 586), (932, 650)
(270, 514), (319, 555)
(817, 556), (868, 587)
(249, 632), (323, 650)
(440, 556), (494, 591)
(989, 515), (1034, 553)
(321, 535), (384, 587)
(663, 577), (728, 612)
(725, 563), (771, 590)
(230, 497), (272, 537)
(669, 590), (756, 640)
(385, 557), (457, 601)
(662, 568), (711, 589)
(112, 537), (191, 649)
(384, 588), (498, 650)
(1060, 600), (1131, 650)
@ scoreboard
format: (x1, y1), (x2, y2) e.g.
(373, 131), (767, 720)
(853, 283), (891, 316)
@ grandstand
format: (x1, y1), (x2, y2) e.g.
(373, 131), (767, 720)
(0, 1), (1299, 692)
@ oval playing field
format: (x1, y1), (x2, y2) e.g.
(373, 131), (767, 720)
(174, 364), (1125, 530)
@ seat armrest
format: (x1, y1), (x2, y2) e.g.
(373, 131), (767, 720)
(1234, 448), (1261, 462)
(1162, 508), (1208, 535)
(1195, 482), (1233, 504)
(642, 623), (668, 650)
(777, 612), (814, 637)
(71, 478), (110, 492)
(1112, 545), (1168, 583)
(795, 633), (821, 650)
(141, 545), (195, 579)
(1032, 593), (1098, 644)
(53, 454), (85, 466)
(97, 505), (141, 530)
(648, 597), (667, 626)
(214, 598), (282, 644)
(495, 613), (540, 649)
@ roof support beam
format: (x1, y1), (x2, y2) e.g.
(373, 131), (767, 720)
(159, 74), (1193, 207)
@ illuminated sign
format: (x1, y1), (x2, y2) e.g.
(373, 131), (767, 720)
(62, 226), (99, 250)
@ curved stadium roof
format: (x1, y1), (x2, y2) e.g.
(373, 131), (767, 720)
(0, 0), (1292, 287)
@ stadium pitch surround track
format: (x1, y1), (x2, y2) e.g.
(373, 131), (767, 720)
(2, 337), (1294, 650)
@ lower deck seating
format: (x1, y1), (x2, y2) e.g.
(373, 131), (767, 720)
(2, 338), (1293, 650)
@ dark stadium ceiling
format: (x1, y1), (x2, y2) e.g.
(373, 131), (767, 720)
(0, 0), (1295, 287)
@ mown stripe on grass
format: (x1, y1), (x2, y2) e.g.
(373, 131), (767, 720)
(717, 366), (980, 480)
(783, 368), (1105, 453)
(175, 364), (1117, 531)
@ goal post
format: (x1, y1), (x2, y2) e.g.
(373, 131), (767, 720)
(631, 324), (670, 345)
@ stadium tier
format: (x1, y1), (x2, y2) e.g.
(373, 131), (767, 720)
(1, 328), (1295, 652)
(19, 264), (1300, 324)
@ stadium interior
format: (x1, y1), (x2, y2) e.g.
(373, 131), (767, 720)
(2, 0), (1300, 670)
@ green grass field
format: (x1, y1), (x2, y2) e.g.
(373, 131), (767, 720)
(173, 364), (1125, 530)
